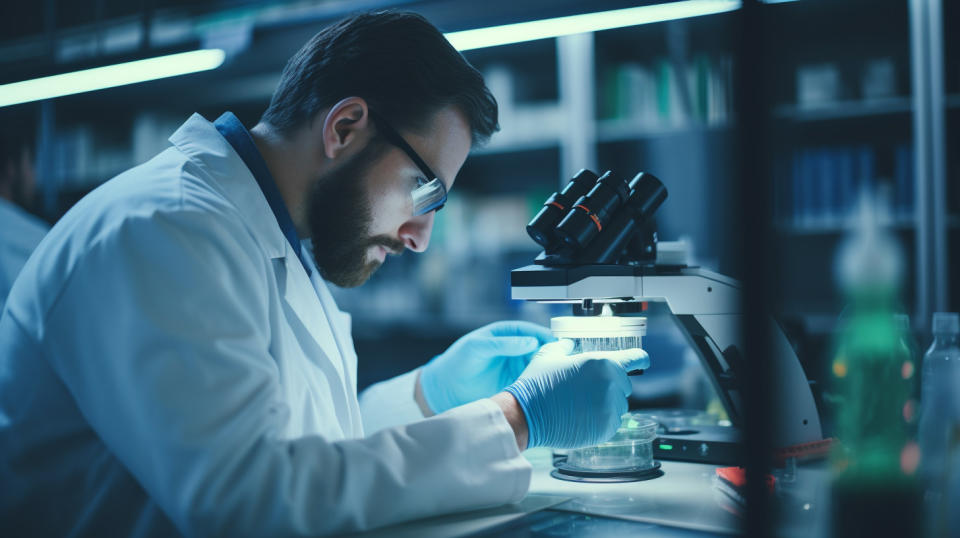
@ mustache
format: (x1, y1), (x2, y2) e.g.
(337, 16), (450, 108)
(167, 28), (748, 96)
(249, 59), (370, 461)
(367, 235), (406, 255)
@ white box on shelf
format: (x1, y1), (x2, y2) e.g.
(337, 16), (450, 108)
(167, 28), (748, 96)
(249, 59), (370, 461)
(796, 63), (840, 108)
(861, 58), (896, 101)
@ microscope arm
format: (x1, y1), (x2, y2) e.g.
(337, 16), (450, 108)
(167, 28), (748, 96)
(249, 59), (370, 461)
(511, 265), (824, 448)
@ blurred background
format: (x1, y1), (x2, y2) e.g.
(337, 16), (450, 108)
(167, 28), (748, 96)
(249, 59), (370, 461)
(0, 0), (955, 402)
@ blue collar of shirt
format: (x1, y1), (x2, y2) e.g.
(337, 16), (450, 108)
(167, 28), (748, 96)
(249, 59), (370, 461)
(213, 112), (311, 277)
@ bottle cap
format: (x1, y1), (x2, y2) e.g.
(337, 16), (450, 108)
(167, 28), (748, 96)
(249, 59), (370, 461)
(932, 312), (960, 335)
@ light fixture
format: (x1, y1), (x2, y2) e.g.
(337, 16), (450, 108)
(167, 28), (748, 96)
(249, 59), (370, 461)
(0, 1), (750, 107)
(444, 0), (741, 51)
(0, 49), (226, 108)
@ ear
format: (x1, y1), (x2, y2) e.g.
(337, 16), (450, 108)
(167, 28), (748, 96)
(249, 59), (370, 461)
(318, 97), (371, 160)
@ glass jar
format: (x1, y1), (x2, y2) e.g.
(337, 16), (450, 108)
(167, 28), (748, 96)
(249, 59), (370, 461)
(565, 413), (658, 471)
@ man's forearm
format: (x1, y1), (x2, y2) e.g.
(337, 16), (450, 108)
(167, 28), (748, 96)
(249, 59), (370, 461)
(416, 370), (528, 450)
(490, 392), (529, 451)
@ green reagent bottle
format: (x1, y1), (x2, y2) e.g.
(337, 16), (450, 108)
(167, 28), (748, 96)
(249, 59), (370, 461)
(829, 190), (920, 537)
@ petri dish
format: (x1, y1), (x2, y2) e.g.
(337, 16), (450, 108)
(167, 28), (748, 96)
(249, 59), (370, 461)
(551, 315), (647, 354)
(565, 413), (658, 472)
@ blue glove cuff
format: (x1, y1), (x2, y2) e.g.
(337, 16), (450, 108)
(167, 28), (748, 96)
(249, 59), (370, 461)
(504, 382), (543, 449)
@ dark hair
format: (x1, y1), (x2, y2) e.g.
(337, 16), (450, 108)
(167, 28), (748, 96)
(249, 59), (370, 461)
(261, 11), (498, 146)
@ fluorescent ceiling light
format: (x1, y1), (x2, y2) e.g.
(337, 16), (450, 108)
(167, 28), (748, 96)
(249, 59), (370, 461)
(444, 0), (741, 51)
(0, 48), (225, 108)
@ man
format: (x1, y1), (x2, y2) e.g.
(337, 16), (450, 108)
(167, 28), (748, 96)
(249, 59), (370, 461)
(0, 130), (48, 311)
(0, 11), (647, 536)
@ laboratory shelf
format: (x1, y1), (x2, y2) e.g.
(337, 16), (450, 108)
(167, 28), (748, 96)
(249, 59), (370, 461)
(772, 97), (913, 122)
(596, 120), (731, 144)
(774, 216), (916, 236)
(471, 136), (560, 156)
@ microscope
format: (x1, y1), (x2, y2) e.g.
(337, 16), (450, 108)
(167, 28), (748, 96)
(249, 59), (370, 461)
(511, 169), (823, 467)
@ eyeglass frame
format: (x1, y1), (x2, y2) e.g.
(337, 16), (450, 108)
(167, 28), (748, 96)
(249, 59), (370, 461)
(368, 109), (448, 216)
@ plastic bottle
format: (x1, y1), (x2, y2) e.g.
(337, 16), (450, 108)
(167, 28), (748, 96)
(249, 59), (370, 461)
(918, 312), (960, 537)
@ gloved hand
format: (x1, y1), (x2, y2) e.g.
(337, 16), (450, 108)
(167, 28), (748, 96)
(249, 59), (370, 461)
(504, 339), (649, 449)
(420, 321), (555, 414)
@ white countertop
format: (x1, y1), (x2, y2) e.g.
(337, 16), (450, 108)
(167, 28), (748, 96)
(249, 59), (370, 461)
(354, 448), (830, 537)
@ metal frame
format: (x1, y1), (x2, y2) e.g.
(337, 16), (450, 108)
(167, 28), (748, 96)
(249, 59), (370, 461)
(910, 0), (948, 326)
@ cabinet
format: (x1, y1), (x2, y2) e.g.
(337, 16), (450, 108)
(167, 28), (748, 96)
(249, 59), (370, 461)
(766, 0), (918, 327)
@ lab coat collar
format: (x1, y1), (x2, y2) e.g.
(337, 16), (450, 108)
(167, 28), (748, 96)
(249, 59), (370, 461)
(168, 113), (287, 261)
(169, 114), (359, 427)
(212, 112), (312, 277)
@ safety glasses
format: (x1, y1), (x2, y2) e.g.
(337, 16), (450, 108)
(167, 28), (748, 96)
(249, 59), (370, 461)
(369, 110), (447, 216)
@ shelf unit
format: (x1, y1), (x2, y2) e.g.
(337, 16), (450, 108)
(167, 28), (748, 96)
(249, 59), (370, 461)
(761, 0), (948, 342)
(772, 97), (913, 121)
(596, 119), (731, 143)
(775, 216), (916, 236)
(3, 1), (954, 383)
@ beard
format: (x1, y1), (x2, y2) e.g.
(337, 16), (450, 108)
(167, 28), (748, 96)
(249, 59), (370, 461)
(307, 140), (406, 288)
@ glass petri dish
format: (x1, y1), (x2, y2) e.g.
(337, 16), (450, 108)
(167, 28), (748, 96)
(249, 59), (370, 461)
(565, 413), (658, 472)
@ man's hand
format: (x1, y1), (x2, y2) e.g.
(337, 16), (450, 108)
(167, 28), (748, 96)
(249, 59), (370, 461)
(418, 321), (554, 415)
(503, 339), (649, 450)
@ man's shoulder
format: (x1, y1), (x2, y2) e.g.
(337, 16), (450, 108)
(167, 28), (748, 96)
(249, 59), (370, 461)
(48, 154), (224, 251)
(10, 149), (256, 313)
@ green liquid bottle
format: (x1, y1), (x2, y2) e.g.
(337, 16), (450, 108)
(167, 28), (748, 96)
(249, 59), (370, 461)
(829, 190), (920, 537)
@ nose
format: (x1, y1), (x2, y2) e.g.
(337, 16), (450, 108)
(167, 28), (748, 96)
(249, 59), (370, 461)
(398, 212), (434, 253)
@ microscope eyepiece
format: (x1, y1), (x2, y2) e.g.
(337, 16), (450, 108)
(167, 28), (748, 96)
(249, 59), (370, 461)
(626, 172), (667, 219)
(554, 171), (630, 249)
(526, 169), (599, 249)
(568, 171), (668, 264)
(526, 169), (667, 266)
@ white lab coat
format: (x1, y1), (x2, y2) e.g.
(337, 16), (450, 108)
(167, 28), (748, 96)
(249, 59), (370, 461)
(0, 197), (48, 312)
(0, 114), (531, 537)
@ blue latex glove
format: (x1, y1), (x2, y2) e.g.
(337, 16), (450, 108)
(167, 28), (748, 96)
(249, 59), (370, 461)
(504, 339), (650, 449)
(420, 321), (555, 414)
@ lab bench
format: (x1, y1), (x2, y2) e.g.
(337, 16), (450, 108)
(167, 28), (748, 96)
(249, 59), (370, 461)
(353, 448), (830, 537)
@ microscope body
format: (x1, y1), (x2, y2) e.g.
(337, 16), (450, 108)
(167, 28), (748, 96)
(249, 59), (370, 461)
(513, 169), (824, 455)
